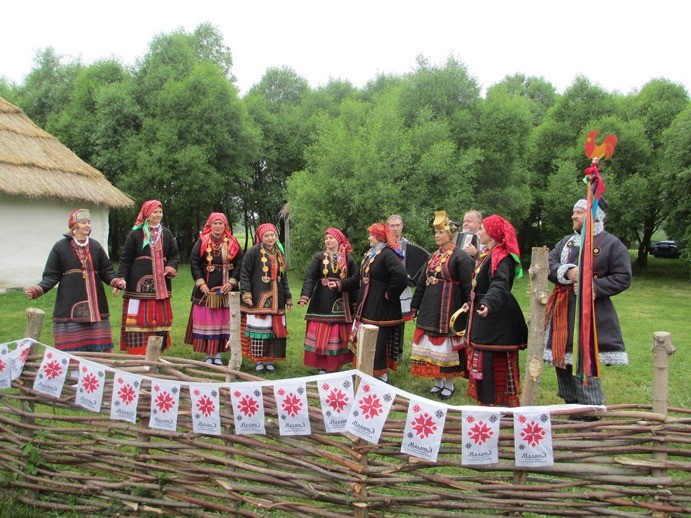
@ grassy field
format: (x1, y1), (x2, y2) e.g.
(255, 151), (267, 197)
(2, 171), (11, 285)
(0, 254), (688, 408)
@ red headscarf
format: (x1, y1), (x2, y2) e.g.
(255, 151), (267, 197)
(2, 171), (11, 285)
(325, 227), (352, 255)
(199, 212), (240, 258)
(482, 214), (523, 278)
(255, 223), (278, 244)
(326, 227), (352, 275)
(368, 222), (403, 258)
(133, 200), (162, 227)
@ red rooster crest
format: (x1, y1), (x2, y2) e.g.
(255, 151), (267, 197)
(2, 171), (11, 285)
(584, 130), (618, 160)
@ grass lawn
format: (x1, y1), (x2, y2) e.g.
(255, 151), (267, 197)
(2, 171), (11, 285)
(0, 253), (688, 408)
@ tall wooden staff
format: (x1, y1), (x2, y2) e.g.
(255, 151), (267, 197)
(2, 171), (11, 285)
(575, 130), (617, 384)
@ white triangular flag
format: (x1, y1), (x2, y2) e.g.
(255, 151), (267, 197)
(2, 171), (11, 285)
(75, 360), (106, 412)
(274, 381), (311, 436)
(401, 397), (447, 462)
(33, 348), (70, 398)
(0, 343), (11, 389)
(230, 383), (265, 435)
(189, 383), (222, 436)
(514, 410), (554, 467)
(110, 372), (142, 423)
(8, 340), (33, 381)
(345, 378), (395, 444)
(317, 374), (354, 433)
(149, 380), (181, 432)
(461, 409), (501, 465)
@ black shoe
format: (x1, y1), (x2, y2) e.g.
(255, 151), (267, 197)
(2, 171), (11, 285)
(439, 386), (455, 400)
(429, 385), (442, 394)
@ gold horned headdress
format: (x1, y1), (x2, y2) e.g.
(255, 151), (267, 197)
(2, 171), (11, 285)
(433, 210), (460, 235)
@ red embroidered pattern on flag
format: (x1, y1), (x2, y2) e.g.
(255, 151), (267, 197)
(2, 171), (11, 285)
(196, 395), (216, 417)
(359, 394), (383, 419)
(468, 421), (494, 445)
(326, 388), (349, 412)
(118, 384), (136, 405)
(82, 373), (100, 393)
(44, 360), (63, 380)
(238, 395), (259, 417)
(412, 413), (437, 439)
(520, 420), (546, 447)
(281, 393), (303, 417)
(155, 391), (175, 413)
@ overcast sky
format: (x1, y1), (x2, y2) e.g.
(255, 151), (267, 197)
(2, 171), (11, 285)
(3, 1), (689, 96)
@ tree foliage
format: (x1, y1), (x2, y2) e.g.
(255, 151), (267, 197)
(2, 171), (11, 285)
(5, 33), (688, 273)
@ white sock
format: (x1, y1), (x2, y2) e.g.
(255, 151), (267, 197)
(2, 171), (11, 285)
(433, 377), (443, 388)
(377, 373), (388, 383)
(443, 378), (455, 390)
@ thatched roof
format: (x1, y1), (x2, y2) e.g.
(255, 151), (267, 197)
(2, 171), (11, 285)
(0, 96), (133, 208)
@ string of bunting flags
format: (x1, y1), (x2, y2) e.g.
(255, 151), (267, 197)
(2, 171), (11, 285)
(1, 338), (604, 467)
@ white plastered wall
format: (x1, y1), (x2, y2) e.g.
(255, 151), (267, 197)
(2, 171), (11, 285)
(0, 195), (109, 289)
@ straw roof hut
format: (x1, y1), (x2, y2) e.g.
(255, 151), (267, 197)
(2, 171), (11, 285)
(0, 96), (133, 289)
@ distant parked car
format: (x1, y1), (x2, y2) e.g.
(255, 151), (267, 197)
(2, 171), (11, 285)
(650, 240), (681, 259)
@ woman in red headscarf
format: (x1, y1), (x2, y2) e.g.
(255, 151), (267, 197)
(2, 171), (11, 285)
(25, 209), (125, 351)
(298, 228), (356, 373)
(116, 200), (180, 355)
(466, 214), (527, 407)
(184, 212), (243, 365)
(239, 223), (292, 372)
(336, 222), (408, 383)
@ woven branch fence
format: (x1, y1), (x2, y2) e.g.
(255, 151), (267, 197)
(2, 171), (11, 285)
(1, 334), (688, 517)
(1, 248), (689, 517)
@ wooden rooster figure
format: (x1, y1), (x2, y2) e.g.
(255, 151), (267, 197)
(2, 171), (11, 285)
(584, 130), (617, 160)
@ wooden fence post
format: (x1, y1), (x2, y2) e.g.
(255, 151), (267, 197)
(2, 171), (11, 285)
(136, 336), (163, 485)
(651, 331), (676, 486)
(226, 292), (242, 381)
(22, 308), (45, 500)
(352, 324), (378, 518)
(513, 247), (549, 497)
(520, 246), (550, 406)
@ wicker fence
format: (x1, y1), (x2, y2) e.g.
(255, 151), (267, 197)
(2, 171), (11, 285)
(0, 331), (689, 517)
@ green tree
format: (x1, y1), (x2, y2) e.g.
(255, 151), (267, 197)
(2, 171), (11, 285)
(124, 62), (258, 258)
(243, 67), (313, 244)
(622, 79), (688, 266)
(15, 47), (80, 127)
(487, 73), (557, 126)
(660, 105), (691, 264)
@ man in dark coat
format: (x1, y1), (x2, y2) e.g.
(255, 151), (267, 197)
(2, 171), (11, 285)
(543, 199), (632, 407)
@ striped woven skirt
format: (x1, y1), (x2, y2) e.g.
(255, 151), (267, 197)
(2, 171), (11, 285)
(53, 321), (114, 352)
(184, 304), (231, 356)
(119, 297), (173, 355)
(303, 320), (353, 372)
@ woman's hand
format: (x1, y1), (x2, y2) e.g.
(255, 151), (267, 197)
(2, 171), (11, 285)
(476, 304), (489, 317)
(286, 301), (294, 311)
(242, 293), (253, 306)
(164, 266), (177, 278)
(200, 283), (210, 295)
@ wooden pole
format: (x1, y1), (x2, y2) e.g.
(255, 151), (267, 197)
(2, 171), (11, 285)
(226, 292), (242, 381)
(513, 247), (549, 502)
(22, 308), (45, 500)
(352, 324), (378, 518)
(356, 324), (378, 378)
(651, 332), (676, 493)
(520, 246), (550, 406)
(145, 335), (163, 374)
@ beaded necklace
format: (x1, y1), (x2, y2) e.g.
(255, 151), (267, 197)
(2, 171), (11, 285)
(360, 246), (383, 285)
(425, 247), (454, 286)
(71, 237), (90, 279)
(322, 250), (343, 278)
(260, 244), (285, 284)
(205, 235), (228, 272)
